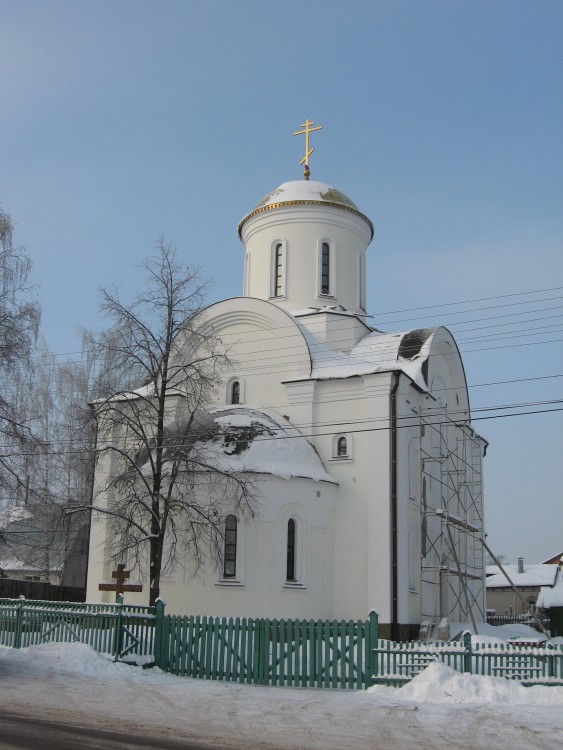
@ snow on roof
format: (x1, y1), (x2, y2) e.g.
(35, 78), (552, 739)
(293, 323), (438, 391)
(93, 382), (190, 406)
(292, 305), (365, 319)
(204, 406), (336, 483)
(0, 557), (60, 572)
(92, 381), (156, 404)
(0, 506), (32, 531)
(253, 180), (359, 211)
(0, 558), (33, 571)
(238, 180), (374, 239)
(486, 564), (558, 589)
(537, 571), (563, 608)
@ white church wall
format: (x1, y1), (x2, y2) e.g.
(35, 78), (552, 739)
(158, 475), (337, 618)
(294, 311), (371, 352)
(303, 376), (369, 618)
(178, 297), (312, 415)
(86, 416), (132, 603)
(394, 379), (425, 626)
(363, 373), (394, 622)
(241, 204), (371, 315)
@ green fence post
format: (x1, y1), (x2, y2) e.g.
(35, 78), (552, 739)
(367, 610), (378, 687)
(260, 619), (270, 685)
(256, 619), (268, 685)
(463, 631), (472, 673)
(114, 594), (124, 661)
(154, 598), (165, 668)
(14, 597), (25, 650)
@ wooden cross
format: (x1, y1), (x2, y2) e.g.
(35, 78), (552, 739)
(98, 563), (142, 602)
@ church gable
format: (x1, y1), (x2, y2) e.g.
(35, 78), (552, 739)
(170, 297), (313, 409)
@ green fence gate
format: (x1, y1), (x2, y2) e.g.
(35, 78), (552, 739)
(154, 604), (379, 689)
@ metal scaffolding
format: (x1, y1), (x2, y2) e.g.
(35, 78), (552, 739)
(419, 405), (486, 631)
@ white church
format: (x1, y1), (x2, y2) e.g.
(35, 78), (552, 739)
(86, 126), (487, 639)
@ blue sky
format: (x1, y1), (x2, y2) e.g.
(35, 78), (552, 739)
(1, 0), (561, 565)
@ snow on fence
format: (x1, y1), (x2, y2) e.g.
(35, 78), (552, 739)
(0, 597), (155, 660)
(486, 613), (550, 631)
(373, 633), (563, 687)
(373, 638), (468, 686)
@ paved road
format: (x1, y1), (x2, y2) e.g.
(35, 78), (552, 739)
(0, 711), (224, 750)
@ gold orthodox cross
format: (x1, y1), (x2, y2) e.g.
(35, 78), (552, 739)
(292, 118), (323, 180)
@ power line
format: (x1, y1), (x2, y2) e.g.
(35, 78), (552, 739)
(21, 286), (563, 366)
(0, 398), (560, 457)
(5, 316), (562, 395)
(370, 286), (563, 317)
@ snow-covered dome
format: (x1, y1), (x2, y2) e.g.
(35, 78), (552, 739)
(238, 180), (373, 239)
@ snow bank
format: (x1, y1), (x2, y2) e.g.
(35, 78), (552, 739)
(4, 642), (133, 679)
(392, 661), (563, 706)
(450, 621), (548, 643)
(5, 642), (563, 709)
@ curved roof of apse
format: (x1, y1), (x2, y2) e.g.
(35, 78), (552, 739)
(202, 406), (335, 482)
(150, 406), (335, 484)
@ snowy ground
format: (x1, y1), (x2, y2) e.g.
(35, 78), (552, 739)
(0, 638), (562, 749)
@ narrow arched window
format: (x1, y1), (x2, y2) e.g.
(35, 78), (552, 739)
(321, 242), (330, 295)
(286, 519), (296, 582)
(223, 515), (237, 578)
(274, 242), (283, 297)
(337, 436), (348, 457)
(231, 380), (240, 405)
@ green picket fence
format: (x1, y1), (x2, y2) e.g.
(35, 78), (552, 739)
(0, 597), (155, 660)
(1, 599), (562, 688)
(471, 640), (563, 684)
(373, 633), (563, 686)
(154, 605), (379, 689)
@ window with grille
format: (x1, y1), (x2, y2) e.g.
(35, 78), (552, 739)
(273, 242), (283, 297)
(286, 519), (296, 582)
(223, 515), (237, 578)
(321, 242), (330, 295)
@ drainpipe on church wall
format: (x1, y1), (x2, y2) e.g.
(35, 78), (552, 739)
(390, 372), (401, 641)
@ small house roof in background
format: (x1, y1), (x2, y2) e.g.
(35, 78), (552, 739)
(486, 563), (558, 589)
(537, 574), (563, 608)
(542, 551), (563, 565)
(0, 557), (61, 573)
(0, 506), (32, 531)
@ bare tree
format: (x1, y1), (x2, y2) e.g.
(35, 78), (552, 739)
(0, 208), (40, 496)
(84, 240), (256, 605)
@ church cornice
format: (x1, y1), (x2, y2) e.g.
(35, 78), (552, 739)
(238, 200), (374, 241)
